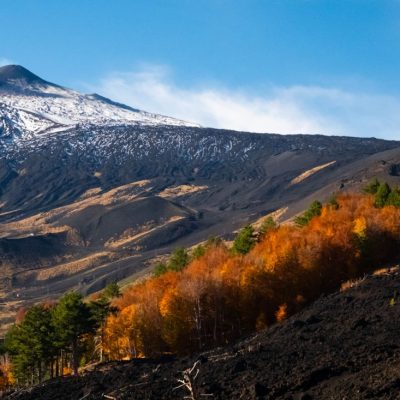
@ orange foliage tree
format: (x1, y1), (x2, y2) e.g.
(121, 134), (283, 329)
(0, 362), (14, 393)
(103, 193), (400, 358)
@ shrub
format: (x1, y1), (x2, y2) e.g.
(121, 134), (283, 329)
(294, 200), (322, 226)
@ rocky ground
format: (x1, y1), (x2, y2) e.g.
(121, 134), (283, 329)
(4, 267), (400, 400)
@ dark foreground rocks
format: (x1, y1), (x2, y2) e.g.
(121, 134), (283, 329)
(5, 268), (400, 400)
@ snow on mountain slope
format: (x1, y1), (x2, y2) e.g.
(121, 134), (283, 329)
(0, 65), (198, 140)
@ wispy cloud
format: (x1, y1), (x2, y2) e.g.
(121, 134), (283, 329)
(0, 57), (14, 67)
(92, 65), (400, 140)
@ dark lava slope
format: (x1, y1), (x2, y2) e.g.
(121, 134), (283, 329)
(6, 267), (400, 400)
(1, 125), (399, 219)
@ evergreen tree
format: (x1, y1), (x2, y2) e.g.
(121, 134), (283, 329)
(191, 244), (206, 260)
(102, 282), (121, 300)
(259, 216), (277, 237)
(232, 225), (255, 254)
(387, 187), (400, 208)
(205, 236), (223, 248)
(52, 292), (94, 375)
(294, 200), (322, 226)
(328, 195), (339, 210)
(5, 305), (55, 384)
(168, 248), (189, 272)
(375, 182), (391, 208)
(5, 324), (34, 384)
(153, 262), (168, 277)
(363, 177), (380, 194)
(192, 236), (224, 259)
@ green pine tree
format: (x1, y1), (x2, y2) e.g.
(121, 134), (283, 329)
(328, 195), (339, 210)
(191, 244), (206, 260)
(168, 248), (189, 272)
(5, 305), (56, 384)
(102, 282), (121, 300)
(294, 200), (322, 227)
(387, 187), (400, 207)
(259, 216), (277, 237)
(375, 182), (391, 208)
(205, 236), (223, 248)
(52, 292), (95, 376)
(232, 225), (255, 254)
(363, 178), (380, 194)
(153, 262), (168, 276)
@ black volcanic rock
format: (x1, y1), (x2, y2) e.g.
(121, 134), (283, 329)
(87, 93), (141, 113)
(1, 124), (399, 218)
(6, 269), (400, 399)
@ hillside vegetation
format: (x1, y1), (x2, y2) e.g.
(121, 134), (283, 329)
(6, 268), (400, 400)
(103, 183), (400, 358)
(1, 120), (399, 339)
(2, 181), (400, 391)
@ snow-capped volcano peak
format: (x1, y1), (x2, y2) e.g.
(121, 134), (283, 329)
(0, 65), (198, 140)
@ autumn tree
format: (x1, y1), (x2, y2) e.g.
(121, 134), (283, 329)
(100, 194), (400, 360)
(89, 282), (121, 361)
(7, 190), (400, 381)
(0, 360), (13, 392)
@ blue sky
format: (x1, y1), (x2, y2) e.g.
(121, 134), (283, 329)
(1, 0), (400, 139)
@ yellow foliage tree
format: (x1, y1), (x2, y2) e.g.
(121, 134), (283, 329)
(103, 193), (400, 358)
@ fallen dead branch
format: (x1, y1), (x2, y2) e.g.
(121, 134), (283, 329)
(102, 394), (117, 400)
(173, 361), (213, 399)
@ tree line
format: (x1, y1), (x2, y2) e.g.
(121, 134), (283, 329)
(2, 283), (120, 386)
(102, 181), (400, 358)
(2, 180), (400, 389)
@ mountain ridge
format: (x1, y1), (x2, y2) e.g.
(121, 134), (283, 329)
(0, 66), (400, 338)
(0, 65), (52, 87)
(0, 65), (198, 139)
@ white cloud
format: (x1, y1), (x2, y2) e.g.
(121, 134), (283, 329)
(0, 58), (14, 67)
(92, 65), (400, 140)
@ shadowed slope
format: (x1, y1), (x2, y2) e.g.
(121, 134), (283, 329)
(5, 268), (400, 400)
